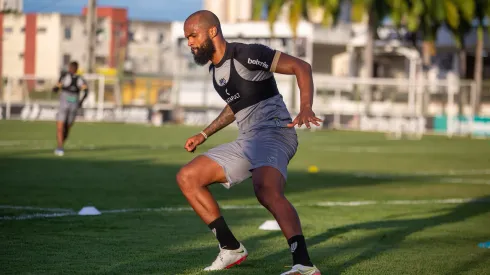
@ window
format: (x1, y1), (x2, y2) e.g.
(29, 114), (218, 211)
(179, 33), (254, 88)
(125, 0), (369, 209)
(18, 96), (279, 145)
(19, 53), (24, 59)
(95, 56), (107, 66)
(37, 27), (47, 33)
(63, 54), (71, 66)
(157, 33), (165, 44)
(20, 27), (25, 32)
(64, 27), (72, 40)
(4, 27), (13, 33)
(37, 80), (45, 85)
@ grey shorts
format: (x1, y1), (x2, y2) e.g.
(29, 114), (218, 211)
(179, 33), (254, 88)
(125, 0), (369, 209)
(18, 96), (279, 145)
(56, 104), (78, 125)
(203, 127), (298, 189)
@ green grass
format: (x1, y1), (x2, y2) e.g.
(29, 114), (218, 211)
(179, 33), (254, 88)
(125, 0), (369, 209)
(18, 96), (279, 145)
(1, 120), (490, 275)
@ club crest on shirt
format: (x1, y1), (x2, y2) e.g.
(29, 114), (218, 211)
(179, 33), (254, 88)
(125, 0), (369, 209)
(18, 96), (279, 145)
(219, 78), (227, 86)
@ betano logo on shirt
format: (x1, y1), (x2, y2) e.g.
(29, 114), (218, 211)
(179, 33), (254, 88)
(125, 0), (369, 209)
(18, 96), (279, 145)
(248, 58), (269, 69)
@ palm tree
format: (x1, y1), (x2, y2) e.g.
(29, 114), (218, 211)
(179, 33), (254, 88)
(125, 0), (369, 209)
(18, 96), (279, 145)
(446, 1), (474, 76)
(442, 1), (474, 115)
(252, 0), (342, 37)
(350, 0), (391, 79)
(252, 0), (342, 111)
(473, 0), (490, 114)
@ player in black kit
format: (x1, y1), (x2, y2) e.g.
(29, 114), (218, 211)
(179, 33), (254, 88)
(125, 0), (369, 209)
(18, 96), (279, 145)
(176, 10), (322, 275)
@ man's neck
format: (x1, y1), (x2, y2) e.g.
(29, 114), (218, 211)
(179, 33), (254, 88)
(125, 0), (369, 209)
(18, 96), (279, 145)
(211, 39), (227, 65)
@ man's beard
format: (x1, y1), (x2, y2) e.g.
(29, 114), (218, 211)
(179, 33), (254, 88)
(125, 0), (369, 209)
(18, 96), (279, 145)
(192, 36), (215, 66)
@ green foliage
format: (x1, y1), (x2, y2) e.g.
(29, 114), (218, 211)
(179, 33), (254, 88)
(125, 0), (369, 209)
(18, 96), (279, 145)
(252, 0), (342, 37)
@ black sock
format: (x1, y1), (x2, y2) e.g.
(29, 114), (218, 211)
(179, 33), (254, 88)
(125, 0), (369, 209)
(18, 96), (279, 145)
(208, 216), (240, 250)
(288, 235), (313, 267)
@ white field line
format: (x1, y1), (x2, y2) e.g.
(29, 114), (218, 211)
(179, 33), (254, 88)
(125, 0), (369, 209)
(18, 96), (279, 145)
(2, 198), (490, 221)
(349, 170), (490, 185)
(439, 178), (490, 185)
(311, 198), (490, 207)
(0, 212), (76, 220)
(315, 146), (488, 155)
(0, 205), (73, 212)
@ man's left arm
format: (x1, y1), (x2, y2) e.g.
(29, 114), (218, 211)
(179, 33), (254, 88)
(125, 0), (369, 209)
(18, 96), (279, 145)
(78, 78), (89, 107)
(271, 52), (322, 129)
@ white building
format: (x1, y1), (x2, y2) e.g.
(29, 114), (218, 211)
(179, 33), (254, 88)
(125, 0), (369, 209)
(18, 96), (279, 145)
(0, 7), (175, 81)
(203, 0), (252, 23)
(0, 0), (22, 13)
(127, 20), (173, 75)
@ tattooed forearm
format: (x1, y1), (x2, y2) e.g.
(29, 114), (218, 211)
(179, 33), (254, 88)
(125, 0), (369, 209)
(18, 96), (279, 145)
(203, 105), (235, 137)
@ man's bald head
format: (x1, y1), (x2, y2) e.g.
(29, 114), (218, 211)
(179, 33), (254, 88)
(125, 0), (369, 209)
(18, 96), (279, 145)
(185, 10), (222, 34)
(184, 10), (226, 66)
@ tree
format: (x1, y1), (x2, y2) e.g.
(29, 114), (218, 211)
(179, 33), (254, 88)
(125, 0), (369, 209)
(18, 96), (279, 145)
(474, 0), (490, 114)
(252, 0), (342, 111)
(350, 0), (391, 78)
(252, 0), (342, 37)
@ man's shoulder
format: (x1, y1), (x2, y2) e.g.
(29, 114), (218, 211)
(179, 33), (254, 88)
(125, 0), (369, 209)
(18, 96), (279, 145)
(229, 42), (274, 55)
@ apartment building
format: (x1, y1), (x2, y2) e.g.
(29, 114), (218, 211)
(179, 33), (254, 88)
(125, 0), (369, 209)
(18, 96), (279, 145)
(203, 0), (252, 23)
(0, 0), (22, 13)
(0, 6), (174, 83)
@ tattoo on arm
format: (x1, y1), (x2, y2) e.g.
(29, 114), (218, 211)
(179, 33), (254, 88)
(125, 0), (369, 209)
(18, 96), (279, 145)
(203, 105), (235, 137)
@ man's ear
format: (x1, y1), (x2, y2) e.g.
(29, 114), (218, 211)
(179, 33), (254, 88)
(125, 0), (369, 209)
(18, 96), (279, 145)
(208, 26), (217, 38)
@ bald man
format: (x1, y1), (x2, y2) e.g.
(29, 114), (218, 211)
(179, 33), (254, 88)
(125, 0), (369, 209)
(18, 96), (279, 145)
(176, 10), (322, 275)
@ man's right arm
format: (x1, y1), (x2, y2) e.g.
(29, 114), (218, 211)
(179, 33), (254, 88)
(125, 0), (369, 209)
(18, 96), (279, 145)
(52, 74), (64, 93)
(201, 104), (235, 138)
(184, 105), (235, 152)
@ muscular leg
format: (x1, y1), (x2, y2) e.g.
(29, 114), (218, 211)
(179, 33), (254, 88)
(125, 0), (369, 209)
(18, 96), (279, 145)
(176, 155), (227, 224)
(252, 166), (313, 267)
(63, 120), (71, 142)
(56, 121), (65, 149)
(177, 155), (242, 251)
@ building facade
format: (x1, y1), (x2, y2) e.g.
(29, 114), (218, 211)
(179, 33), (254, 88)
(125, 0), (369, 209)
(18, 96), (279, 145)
(0, 0), (22, 13)
(203, 0), (252, 23)
(0, 6), (174, 82)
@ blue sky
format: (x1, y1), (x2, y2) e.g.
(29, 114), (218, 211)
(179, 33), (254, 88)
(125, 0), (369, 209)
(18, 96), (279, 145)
(24, 0), (203, 21)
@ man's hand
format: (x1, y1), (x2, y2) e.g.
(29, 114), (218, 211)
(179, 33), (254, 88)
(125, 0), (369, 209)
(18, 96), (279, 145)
(184, 133), (206, 153)
(287, 107), (323, 129)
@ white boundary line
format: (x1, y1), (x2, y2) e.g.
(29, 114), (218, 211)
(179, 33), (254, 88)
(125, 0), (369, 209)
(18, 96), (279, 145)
(2, 198), (490, 221)
(0, 212), (76, 220)
(349, 171), (490, 185)
(0, 205), (73, 212)
(310, 198), (490, 207)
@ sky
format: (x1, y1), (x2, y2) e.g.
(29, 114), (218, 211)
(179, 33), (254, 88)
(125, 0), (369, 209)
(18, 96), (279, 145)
(23, 0), (203, 22)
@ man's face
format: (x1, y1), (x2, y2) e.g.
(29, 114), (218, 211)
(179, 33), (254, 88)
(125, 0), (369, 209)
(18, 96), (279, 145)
(69, 65), (77, 74)
(184, 19), (216, 65)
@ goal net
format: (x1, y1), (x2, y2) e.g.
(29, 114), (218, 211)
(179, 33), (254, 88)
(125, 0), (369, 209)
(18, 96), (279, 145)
(1, 74), (118, 122)
(311, 75), (479, 139)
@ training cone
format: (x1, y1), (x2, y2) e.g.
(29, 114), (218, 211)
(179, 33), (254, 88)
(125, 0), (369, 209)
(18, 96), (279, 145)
(78, 206), (101, 216)
(478, 241), (490, 248)
(259, 220), (281, 231)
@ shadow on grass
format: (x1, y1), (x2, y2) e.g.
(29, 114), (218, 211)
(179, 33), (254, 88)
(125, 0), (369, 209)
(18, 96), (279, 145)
(241, 196), (490, 274)
(0, 154), (463, 209)
(1, 155), (489, 273)
(95, 197), (490, 274)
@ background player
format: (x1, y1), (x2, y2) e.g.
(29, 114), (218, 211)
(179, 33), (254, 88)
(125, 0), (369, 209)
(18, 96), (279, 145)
(177, 10), (322, 275)
(52, 61), (88, 156)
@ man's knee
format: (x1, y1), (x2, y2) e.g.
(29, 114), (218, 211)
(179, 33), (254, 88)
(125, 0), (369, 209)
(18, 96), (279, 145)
(176, 165), (200, 193)
(253, 181), (284, 209)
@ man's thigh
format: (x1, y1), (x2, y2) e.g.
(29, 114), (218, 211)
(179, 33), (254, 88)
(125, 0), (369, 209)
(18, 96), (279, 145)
(202, 140), (252, 189)
(242, 128), (298, 181)
(56, 106), (68, 122)
(65, 104), (78, 126)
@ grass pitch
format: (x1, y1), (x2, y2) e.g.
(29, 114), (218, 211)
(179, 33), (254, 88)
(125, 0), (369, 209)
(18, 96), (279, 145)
(1, 120), (489, 274)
